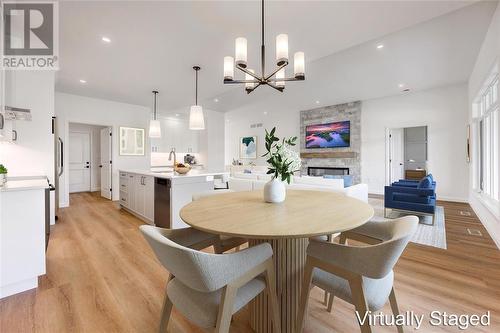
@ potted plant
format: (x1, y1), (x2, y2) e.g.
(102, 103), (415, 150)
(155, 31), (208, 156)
(262, 127), (301, 203)
(0, 164), (7, 185)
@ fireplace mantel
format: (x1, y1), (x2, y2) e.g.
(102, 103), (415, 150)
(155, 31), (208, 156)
(300, 152), (357, 159)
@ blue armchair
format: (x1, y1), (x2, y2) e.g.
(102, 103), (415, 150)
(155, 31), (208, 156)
(384, 175), (436, 225)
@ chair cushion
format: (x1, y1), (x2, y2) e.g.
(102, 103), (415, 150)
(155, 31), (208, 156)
(167, 276), (266, 328)
(417, 176), (432, 189)
(393, 193), (430, 204)
(312, 268), (394, 311)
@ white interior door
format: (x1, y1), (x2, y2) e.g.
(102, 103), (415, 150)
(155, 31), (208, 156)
(69, 132), (91, 193)
(389, 128), (405, 183)
(100, 127), (112, 200)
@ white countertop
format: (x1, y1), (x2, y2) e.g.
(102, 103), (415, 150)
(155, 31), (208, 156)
(0, 178), (49, 192)
(120, 169), (229, 179)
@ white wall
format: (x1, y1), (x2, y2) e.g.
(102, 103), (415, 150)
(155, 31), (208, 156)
(225, 84), (469, 201)
(0, 71), (55, 182)
(68, 123), (107, 191)
(225, 100), (300, 166)
(468, 3), (500, 248)
(362, 84), (469, 201)
(198, 109), (226, 172)
(55, 92), (151, 206)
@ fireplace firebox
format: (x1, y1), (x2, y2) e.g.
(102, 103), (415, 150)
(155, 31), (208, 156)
(307, 167), (349, 177)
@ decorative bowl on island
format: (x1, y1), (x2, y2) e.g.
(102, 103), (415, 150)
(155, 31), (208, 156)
(174, 162), (191, 174)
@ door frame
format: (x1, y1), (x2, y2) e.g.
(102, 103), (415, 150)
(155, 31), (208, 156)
(385, 124), (431, 186)
(64, 120), (114, 207)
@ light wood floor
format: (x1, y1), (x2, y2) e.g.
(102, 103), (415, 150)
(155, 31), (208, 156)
(1, 192), (499, 332)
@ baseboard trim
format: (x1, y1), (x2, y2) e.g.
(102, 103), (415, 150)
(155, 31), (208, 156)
(59, 202), (69, 208)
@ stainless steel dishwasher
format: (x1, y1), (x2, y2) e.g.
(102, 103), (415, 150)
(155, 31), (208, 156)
(154, 178), (171, 228)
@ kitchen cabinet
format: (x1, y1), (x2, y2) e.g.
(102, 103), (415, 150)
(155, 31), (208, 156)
(119, 172), (154, 224)
(1, 179), (48, 299)
(150, 117), (199, 153)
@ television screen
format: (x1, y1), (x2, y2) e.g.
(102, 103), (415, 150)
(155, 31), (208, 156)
(305, 121), (350, 148)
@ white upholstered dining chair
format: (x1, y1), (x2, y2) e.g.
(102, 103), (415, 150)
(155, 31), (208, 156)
(297, 216), (418, 333)
(192, 190), (248, 253)
(140, 225), (281, 333)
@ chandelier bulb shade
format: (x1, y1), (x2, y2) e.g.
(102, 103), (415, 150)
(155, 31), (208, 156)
(222, 0), (304, 93)
(294, 51), (305, 79)
(276, 67), (285, 88)
(276, 34), (289, 66)
(149, 90), (161, 138)
(224, 56), (234, 81)
(189, 66), (205, 130)
(235, 37), (248, 68)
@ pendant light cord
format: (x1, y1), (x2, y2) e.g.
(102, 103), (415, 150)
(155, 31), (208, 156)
(195, 69), (198, 106)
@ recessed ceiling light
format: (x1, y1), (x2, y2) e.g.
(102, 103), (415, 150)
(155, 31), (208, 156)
(101, 36), (111, 43)
(175, 113), (180, 117)
(376, 44), (384, 49)
(79, 79), (87, 84)
(398, 83), (405, 88)
(263, 111), (268, 115)
(315, 100), (320, 104)
(214, 98), (219, 102)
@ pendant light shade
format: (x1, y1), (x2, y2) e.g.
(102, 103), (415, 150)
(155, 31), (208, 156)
(149, 90), (161, 138)
(189, 66), (205, 130)
(189, 105), (205, 130)
(149, 120), (161, 138)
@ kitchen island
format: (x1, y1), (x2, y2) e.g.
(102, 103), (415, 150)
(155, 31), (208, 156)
(118, 169), (228, 229)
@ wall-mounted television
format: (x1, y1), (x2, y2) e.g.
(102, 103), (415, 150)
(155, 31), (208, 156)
(305, 121), (350, 148)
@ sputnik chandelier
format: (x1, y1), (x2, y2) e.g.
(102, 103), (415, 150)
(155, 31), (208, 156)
(223, 0), (305, 94)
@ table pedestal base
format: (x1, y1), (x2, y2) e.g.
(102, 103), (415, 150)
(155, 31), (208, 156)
(249, 238), (308, 333)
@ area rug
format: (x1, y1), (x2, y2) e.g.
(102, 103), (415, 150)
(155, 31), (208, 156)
(368, 198), (447, 250)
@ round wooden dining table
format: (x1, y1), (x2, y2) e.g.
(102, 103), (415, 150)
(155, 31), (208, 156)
(180, 190), (374, 333)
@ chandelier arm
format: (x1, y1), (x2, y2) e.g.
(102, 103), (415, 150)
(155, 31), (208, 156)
(267, 82), (284, 92)
(264, 62), (288, 81)
(268, 76), (305, 82)
(236, 65), (262, 81)
(223, 79), (261, 84)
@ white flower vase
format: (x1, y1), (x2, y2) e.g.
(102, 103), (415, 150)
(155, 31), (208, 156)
(264, 177), (286, 203)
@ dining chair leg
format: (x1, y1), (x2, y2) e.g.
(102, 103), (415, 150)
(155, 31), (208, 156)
(323, 291), (329, 305)
(389, 288), (404, 333)
(296, 260), (314, 333)
(264, 259), (281, 333)
(349, 277), (372, 333)
(159, 287), (173, 333)
(215, 285), (237, 333)
(339, 234), (347, 245)
(326, 293), (334, 313)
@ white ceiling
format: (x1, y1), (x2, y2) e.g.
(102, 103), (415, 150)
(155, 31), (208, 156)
(56, 0), (497, 114)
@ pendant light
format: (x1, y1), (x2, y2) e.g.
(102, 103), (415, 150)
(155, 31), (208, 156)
(189, 66), (205, 130)
(149, 90), (161, 138)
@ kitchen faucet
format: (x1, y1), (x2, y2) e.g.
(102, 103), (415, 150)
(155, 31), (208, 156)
(168, 148), (176, 169)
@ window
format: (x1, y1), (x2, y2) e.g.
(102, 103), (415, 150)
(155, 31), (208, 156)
(473, 74), (499, 202)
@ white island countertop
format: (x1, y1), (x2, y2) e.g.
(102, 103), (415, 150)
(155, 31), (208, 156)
(0, 178), (49, 192)
(119, 169), (229, 180)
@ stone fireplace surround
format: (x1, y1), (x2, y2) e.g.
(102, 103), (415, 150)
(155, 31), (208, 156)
(300, 101), (361, 184)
